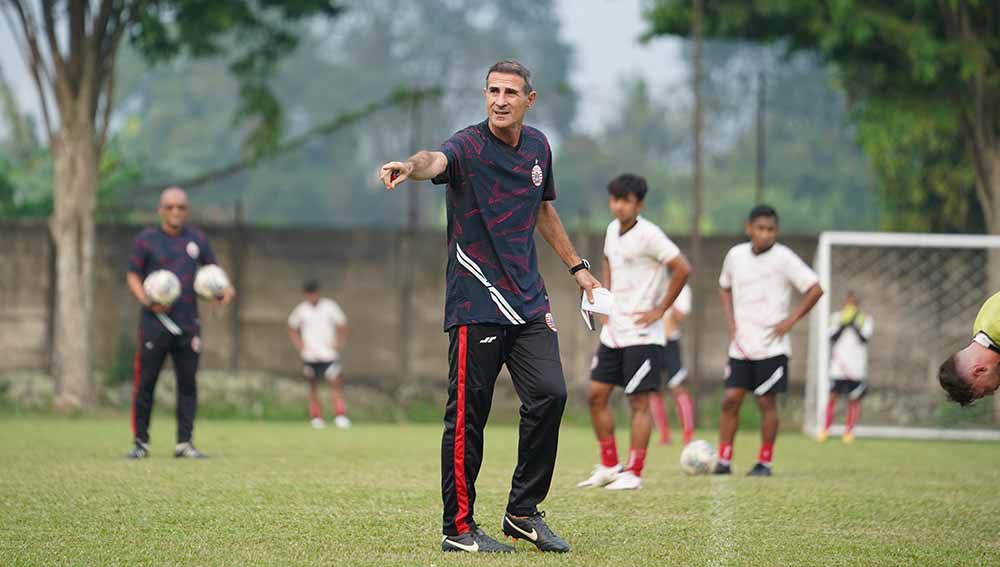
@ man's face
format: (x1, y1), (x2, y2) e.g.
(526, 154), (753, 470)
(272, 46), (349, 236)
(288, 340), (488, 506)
(608, 194), (643, 224)
(159, 189), (189, 230)
(745, 216), (777, 252)
(967, 365), (1000, 400)
(484, 72), (535, 131)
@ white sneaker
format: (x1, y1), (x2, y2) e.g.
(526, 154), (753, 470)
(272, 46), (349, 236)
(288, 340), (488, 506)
(310, 417), (326, 429)
(605, 470), (642, 490)
(576, 464), (622, 488)
(334, 415), (352, 429)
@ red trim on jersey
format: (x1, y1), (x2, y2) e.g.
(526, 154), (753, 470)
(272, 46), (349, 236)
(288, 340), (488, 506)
(454, 326), (471, 534)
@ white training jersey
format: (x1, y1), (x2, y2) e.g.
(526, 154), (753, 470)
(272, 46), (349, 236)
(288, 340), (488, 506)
(288, 298), (348, 363)
(719, 242), (819, 360)
(663, 284), (693, 341)
(600, 217), (681, 348)
(828, 310), (874, 380)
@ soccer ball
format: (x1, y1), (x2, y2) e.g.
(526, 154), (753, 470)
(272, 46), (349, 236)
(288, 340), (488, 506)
(194, 264), (230, 300)
(680, 440), (718, 476)
(143, 270), (181, 306)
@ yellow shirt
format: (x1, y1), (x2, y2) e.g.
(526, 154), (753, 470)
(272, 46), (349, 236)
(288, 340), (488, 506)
(973, 291), (1000, 342)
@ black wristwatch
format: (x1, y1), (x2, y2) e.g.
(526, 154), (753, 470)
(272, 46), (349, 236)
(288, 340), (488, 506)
(569, 258), (591, 275)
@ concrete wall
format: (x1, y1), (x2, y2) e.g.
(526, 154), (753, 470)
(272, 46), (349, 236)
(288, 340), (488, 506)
(0, 220), (819, 400)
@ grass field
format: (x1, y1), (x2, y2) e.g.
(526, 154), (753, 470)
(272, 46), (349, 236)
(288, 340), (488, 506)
(2, 415), (999, 566)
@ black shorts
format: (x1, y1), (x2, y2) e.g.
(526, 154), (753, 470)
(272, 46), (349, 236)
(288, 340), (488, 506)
(831, 379), (867, 399)
(661, 340), (688, 389)
(724, 355), (788, 396)
(591, 344), (662, 394)
(302, 359), (342, 381)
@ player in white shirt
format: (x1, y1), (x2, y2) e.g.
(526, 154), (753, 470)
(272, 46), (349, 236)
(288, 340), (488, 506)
(577, 174), (690, 491)
(649, 284), (696, 446)
(819, 291), (873, 444)
(716, 205), (823, 476)
(287, 280), (351, 429)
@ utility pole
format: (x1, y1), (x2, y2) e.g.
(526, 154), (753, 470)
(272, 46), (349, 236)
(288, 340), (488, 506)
(691, 0), (705, 393)
(755, 71), (766, 204)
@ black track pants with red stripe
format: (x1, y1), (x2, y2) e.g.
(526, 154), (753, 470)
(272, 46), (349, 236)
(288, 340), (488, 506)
(132, 327), (201, 444)
(441, 319), (567, 536)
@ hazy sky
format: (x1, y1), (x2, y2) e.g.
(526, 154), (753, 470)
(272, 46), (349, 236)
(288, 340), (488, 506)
(0, 1), (686, 135)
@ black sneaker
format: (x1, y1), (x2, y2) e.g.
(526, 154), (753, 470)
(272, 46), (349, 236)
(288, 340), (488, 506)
(125, 441), (150, 460)
(502, 511), (570, 553)
(747, 462), (772, 477)
(441, 527), (514, 553)
(713, 462), (732, 475)
(173, 442), (207, 459)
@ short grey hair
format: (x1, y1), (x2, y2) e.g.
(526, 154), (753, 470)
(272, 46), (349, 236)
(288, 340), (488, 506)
(486, 60), (533, 95)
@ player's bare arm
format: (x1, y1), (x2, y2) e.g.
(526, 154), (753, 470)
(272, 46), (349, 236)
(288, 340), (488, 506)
(537, 201), (601, 302)
(126, 271), (169, 314)
(335, 323), (348, 351)
(635, 255), (691, 327)
(287, 326), (304, 353)
(598, 256), (612, 325)
(720, 287), (736, 341)
(379, 151), (448, 189)
(768, 283), (824, 339)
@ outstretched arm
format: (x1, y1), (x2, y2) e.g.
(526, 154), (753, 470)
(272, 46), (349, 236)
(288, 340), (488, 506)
(537, 201), (601, 301)
(379, 151), (448, 189)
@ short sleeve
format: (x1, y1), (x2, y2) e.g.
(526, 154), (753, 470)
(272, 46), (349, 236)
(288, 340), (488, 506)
(198, 231), (218, 266)
(828, 312), (841, 335)
(127, 235), (148, 276)
(328, 300), (347, 326)
(860, 315), (874, 339)
(287, 305), (302, 329)
(719, 249), (734, 289)
(431, 132), (463, 186)
(647, 226), (680, 264)
(782, 247), (820, 293)
(603, 222), (615, 257)
(541, 145), (556, 202)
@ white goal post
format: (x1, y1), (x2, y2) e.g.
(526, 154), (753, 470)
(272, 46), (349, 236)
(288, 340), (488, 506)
(805, 231), (1000, 441)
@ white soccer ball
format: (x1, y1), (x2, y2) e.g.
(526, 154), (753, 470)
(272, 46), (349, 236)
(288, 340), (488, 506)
(194, 264), (230, 300)
(680, 440), (718, 476)
(143, 270), (181, 306)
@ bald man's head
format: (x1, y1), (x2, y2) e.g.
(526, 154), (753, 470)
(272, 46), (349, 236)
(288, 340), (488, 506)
(158, 186), (189, 233)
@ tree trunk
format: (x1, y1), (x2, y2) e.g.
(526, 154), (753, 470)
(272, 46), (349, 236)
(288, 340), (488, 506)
(50, 116), (98, 410)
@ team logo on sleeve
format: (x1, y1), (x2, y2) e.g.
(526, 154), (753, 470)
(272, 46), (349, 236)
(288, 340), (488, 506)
(531, 159), (543, 187)
(186, 241), (200, 259)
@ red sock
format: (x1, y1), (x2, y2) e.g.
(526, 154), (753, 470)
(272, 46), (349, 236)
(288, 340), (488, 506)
(335, 398), (347, 416)
(624, 448), (647, 476)
(846, 400), (861, 432)
(599, 437), (618, 468)
(718, 442), (733, 464)
(309, 399), (322, 419)
(649, 395), (671, 444)
(758, 442), (774, 466)
(675, 390), (695, 445)
(824, 397), (836, 431)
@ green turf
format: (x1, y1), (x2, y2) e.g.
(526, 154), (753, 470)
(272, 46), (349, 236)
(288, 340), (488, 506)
(1, 416), (998, 566)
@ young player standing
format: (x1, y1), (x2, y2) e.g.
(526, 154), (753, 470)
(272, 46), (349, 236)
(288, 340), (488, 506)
(819, 291), (873, 443)
(288, 280), (351, 429)
(125, 187), (235, 459)
(577, 174), (691, 490)
(715, 205), (823, 476)
(379, 60), (601, 553)
(649, 283), (696, 446)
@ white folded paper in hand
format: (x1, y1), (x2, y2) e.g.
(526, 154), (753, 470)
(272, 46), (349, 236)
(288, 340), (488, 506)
(580, 288), (613, 331)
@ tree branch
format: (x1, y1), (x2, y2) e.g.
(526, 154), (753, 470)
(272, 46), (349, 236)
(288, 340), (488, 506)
(960, 106), (995, 230)
(97, 20), (126, 151)
(40, 0), (73, 110)
(3, 1), (55, 141)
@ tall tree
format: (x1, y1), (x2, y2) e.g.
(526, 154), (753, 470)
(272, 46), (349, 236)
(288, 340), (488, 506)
(0, 0), (342, 409)
(643, 1), (996, 234)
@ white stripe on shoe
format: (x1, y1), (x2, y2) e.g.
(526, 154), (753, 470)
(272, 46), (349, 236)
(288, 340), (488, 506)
(455, 244), (526, 325)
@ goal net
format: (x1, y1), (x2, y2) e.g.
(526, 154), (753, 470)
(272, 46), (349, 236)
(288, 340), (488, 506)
(805, 231), (1000, 441)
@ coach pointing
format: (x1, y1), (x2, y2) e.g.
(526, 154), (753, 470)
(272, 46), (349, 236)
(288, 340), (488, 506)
(380, 60), (600, 554)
